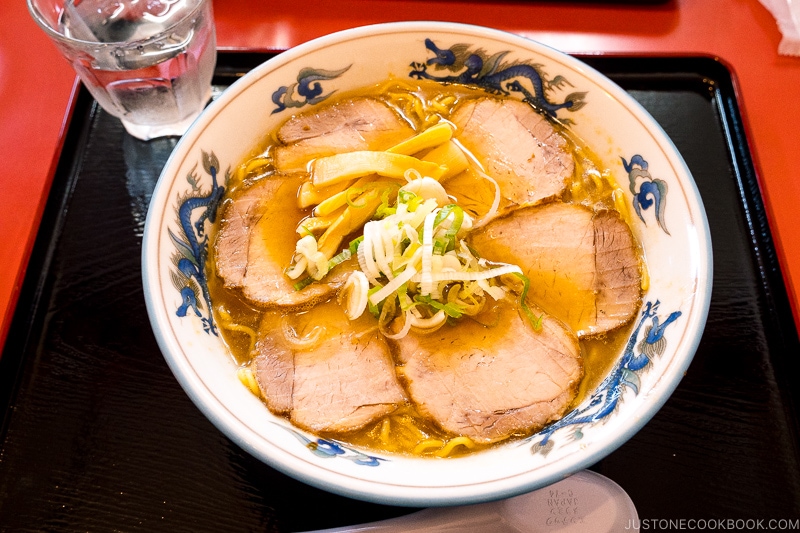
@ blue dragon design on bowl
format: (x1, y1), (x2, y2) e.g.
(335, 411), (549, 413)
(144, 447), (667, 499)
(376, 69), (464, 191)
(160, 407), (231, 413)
(285, 427), (387, 467)
(624, 154), (670, 235)
(530, 300), (681, 456)
(409, 38), (587, 122)
(168, 150), (226, 336)
(271, 65), (351, 114)
(268, 37), (588, 122)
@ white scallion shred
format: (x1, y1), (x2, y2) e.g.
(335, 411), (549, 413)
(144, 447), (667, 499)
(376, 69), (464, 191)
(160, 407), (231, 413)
(290, 235), (329, 280)
(410, 264), (522, 284)
(360, 224), (382, 283)
(409, 309), (447, 330)
(472, 166), (501, 227)
(382, 309), (414, 339)
(285, 257), (308, 280)
(478, 278), (508, 300)
(420, 211), (437, 297)
(339, 271), (369, 320)
(369, 265), (418, 306)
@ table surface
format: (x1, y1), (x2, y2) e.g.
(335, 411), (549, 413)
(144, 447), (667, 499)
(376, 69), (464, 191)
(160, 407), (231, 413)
(4, 0), (800, 349)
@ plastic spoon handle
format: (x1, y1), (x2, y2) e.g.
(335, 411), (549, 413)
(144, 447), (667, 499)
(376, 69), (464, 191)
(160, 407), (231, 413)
(300, 470), (639, 533)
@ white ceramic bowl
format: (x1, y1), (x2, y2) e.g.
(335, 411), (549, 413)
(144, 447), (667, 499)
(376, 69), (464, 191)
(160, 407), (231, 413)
(142, 21), (712, 506)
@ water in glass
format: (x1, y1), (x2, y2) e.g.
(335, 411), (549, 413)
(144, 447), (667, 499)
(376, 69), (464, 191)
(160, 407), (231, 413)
(58, 0), (216, 139)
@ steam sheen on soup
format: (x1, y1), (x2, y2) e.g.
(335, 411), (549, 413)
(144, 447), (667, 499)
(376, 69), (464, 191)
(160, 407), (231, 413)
(208, 78), (643, 458)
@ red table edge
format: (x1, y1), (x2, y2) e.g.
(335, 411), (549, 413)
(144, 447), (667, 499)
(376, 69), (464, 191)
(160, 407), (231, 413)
(1, 78), (82, 352)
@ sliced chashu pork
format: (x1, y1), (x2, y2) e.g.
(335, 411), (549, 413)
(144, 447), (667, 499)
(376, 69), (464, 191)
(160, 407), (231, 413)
(252, 308), (407, 434)
(470, 202), (642, 337)
(274, 97), (415, 173)
(214, 176), (353, 308)
(393, 300), (582, 443)
(451, 98), (573, 210)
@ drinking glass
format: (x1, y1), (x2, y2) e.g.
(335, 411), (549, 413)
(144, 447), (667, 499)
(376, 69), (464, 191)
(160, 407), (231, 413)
(28, 0), (217, 140)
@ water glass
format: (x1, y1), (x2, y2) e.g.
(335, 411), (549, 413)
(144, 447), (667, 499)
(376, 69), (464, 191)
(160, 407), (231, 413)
(28, 0), (217, 140)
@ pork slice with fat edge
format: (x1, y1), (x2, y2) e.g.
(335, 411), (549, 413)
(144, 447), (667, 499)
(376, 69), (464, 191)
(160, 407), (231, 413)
(469, 202), (642, 336)
(451, 98), (574, 210)
(392, 300), (583, 443)
(252, 312), (408, 434)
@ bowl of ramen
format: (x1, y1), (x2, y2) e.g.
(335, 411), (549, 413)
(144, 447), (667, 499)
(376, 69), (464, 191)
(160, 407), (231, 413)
(142, 21), (712, 506)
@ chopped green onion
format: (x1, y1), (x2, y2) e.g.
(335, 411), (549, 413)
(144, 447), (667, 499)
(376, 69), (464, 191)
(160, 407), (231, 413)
(367, 285), (383, 318)
(328, 248), (352, 270)
(397, 282), (416, 311)
(433, 204), (457, 227)
(512, 272), (543, 331)
(349, 236), (364, 255)
(293, 276), (315, 291)
(374, 184), (401, 219)
(441, 206), (464, 252)
(345, 187), (368, 208)
(430, 204), (464, 253)
(398, 189), (417, 204)
(375, 205), (396, 219)
(414, 294), (465, 319)
(407, 194), (425, 212)
(432, 236), (449, 256)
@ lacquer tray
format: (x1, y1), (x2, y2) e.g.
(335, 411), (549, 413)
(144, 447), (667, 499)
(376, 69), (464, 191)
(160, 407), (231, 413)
(1, 53), (798, 530)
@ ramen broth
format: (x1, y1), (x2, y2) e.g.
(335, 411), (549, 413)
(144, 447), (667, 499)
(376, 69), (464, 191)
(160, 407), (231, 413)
(207, 79), (642, 457)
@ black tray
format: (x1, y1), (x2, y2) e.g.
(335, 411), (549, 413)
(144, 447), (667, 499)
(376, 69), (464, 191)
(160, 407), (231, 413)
(2, 53), (799, 531)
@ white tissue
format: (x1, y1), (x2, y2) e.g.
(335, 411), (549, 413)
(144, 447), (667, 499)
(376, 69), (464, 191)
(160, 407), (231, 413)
(759, 0), (800, 56)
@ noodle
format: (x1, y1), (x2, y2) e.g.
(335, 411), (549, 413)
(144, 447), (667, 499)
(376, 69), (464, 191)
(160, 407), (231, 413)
(217, 308), (257, 354)
(379, 418), (391, 445)
(237, 367), (261, 397)
(435, 436), (477, 457)
(413, 439), (445, 455)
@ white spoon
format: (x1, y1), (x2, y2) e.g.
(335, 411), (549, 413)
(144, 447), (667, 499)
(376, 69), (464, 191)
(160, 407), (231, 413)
(302, 470), (639, 533)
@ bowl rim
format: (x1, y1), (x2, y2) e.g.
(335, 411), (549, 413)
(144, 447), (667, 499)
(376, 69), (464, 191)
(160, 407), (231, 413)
(142, 20), (713, 506)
